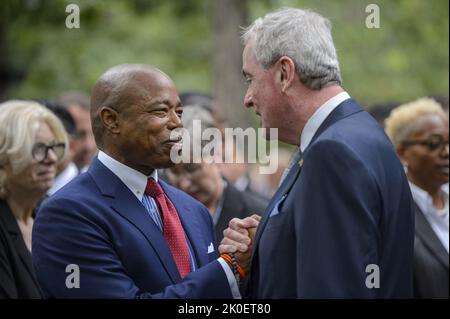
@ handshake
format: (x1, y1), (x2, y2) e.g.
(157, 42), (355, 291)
(219, 214), (262, 276)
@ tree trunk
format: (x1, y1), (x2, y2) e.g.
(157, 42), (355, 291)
(211, 0), (249, 128)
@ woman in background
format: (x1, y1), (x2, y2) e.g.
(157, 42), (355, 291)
(386, 97), (449, 298)
(0, 100), (67, 298)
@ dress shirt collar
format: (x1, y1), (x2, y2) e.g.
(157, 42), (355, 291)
(300, 91), (351, 152)
(47, 162), (79, 196)
(97, 150), (158, 202)
(409, 182), (449, 218)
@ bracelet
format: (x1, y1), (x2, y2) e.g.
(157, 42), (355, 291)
(221, 253), (246, 282)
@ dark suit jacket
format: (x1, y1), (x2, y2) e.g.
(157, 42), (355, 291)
(32, 158), (233, 298)
(246, 99), (414, 298)
(215, 181), (268, 243)
(0, 200), (42, 298)
(413, 203), (449, 298)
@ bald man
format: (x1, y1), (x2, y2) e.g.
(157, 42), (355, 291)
(32, 64), (240, 298)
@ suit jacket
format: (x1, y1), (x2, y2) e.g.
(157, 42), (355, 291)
(0, 200), (42, 298)
(215, 181), (268, 243)
(246, 99), (414, 298)
(413, 203), (449, 298)
(32, 158), (233, 298)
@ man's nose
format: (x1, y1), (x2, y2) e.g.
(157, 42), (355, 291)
(244, 90), (253, 108)
(168, 109), (182, 129)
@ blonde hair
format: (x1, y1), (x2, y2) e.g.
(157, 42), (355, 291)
(385, 97), (447, 146)
(0, 100), (68, 199)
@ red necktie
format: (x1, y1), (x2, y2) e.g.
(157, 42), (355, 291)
(145, 178), (192, 278)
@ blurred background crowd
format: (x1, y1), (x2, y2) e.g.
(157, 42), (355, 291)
(0, 0), (448, 298)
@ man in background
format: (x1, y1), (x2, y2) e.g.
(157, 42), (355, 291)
(59, 92), (97, 172)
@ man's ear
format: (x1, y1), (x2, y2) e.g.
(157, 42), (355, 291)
(277, 56), (296, 93)
(100, 106), (120, 134)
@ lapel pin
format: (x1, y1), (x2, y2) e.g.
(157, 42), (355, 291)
(298, 159), (304, 167)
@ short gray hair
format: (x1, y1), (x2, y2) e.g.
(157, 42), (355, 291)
(242, 7), (342, 90)
(181, 105), (217, 152)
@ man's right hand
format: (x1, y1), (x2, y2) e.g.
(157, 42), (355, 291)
(219, 214), (261, 273)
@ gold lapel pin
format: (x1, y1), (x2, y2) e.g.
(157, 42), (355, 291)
(298, 159), (304, 167)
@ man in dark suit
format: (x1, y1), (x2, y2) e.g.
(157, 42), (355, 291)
(220, 8), (414, 298)
(32, 64), (239, 298)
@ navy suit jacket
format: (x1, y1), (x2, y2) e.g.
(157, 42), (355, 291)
(246, 99), (414, 298)
(32, 158), (232, 298)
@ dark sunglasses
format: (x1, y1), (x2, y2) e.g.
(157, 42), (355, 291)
(402, 134), (449, 151)
(32, 142), (66, 162)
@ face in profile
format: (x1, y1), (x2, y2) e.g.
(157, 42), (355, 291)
(117, 72), (183, 174)
(400, 114), (449, 187)
(7, 121), (62, 196)
(242, 41), (283, 136)
(69, 105), (97, 169)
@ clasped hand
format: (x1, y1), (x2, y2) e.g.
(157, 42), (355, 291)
(219, 214), (261, 273)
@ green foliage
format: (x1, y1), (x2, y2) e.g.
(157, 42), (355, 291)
(249, 0), (449, 106)
(2, 0), (448, 108)
(3, 0), (211, 99)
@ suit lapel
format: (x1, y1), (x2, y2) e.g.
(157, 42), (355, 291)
(252, 159), (302, 259)
(307, 98), (363, 150)
(0, 200), (41, 291)
(88, 159), (181, 283)
(415, 204), (449, 269)
(16, 239), (41, 289)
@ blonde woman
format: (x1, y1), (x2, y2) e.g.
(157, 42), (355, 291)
(0, 100), (67, 298)
(386, 98), (449, 298)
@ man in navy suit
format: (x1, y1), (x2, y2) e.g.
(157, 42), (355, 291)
(220, 8), (414, 298)
(32, 64), (240, 298)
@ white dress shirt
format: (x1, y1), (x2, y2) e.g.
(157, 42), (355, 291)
(300, 91), (351, 152)
(410, 182), (449, 253)
(47, 162), (79, 196)
(280, 92), (351, 185)
(97, 151), (240, 298)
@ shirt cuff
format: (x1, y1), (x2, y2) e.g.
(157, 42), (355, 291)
(218, 257), (241, 299)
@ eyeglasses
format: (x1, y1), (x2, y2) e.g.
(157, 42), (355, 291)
(402, 134), (449, 151)
(32, 142), (66, 162)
